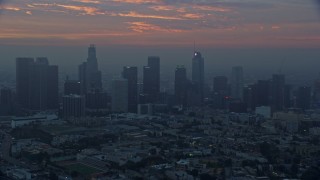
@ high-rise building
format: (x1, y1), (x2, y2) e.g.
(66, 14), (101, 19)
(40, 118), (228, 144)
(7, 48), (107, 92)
(86, 91), (108, 109)
(16, 58), (34, 109)
(212, 76), (229, 109)
(231, 66), (244, 100)
(64, 79), (81, 95)
(62, 95), (86, 120)
(243, 84), (256, 111)
(16, 57), (59, 111)
(79, 45), (102, 94)
(47, 64), (59, 109)
(213, 76), (228, 95)
(122, 66), (138, 113)
(192, 51), (204, 104)
(256, 80), (271, 107)
(78, 62), (87, 95)
(174, 66), (187, 106)
(0, 87), (13, 106)
(0, 87), (14, 115)
(284, 84), (292, 108)
(143, 56), (160, 103)
(111, 79), (128, 112)
(297, 86), (311, 110)
(271, 74), (285, 112)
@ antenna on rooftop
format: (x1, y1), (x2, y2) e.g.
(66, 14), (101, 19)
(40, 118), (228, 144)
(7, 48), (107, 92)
(194, 40), (196, 52)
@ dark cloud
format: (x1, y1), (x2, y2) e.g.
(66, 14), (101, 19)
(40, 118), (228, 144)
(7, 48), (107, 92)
(316, 0), (320, 9)
(0, 0), (3, 14)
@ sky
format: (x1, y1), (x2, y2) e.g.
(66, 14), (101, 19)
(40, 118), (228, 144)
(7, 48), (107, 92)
(0, 0), (320, 47)
(0, 0), (320, 84)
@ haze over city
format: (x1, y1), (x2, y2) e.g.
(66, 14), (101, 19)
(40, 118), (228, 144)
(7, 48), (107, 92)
(0, 1), (320, 180)
(0, 0), (320, 82)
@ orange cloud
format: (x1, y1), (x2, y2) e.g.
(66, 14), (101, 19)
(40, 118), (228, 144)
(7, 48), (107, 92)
(149, 5), (186, 13)
(193, 5), (230, 12)
(182, 13), (204, 19)
(116, 11), (183, 20)
(56, 4), (105, 15)
(72, 0), (101, 4)
(26, 11), (32, 15)
(127, 21), (184, 33)
(112, 0), (162, 4)
(2, 7), (21, 11)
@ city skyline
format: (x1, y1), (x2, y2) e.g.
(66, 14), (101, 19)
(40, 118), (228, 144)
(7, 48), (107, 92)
(0, 0), (319, 47)
(1, 1), (320, 179)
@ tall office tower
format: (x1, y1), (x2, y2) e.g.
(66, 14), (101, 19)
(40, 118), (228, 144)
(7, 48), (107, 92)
(271, 74), (285, 112)
(16, 58), (34, 109)
(143, 56), (160, 103)
(213, 76), (228, 94)
(231, 66), (244, 100)
(79, 62), (87, 94)
(64, 79), (81, 95)
(0, 87), (12, 105)
(122, 66), (138, 113)
(16, 57), (59, 111)
(212, 76), (229, 109)
(192, 51), (204, 104)
(46, 63), (59, 109)
(284, 84), (292, 108)
(111, 79), (128, 112)
(28, 57), (49, 110)
(79, 45), (102, 94)
(243, 84), (257, 111)
(256, 80), (271, 106)
(62, 95), (86, 120)
(0, 87), (14, 115)
(86, 91), (108, 109)
(174, 66), (187, 106)
(297, 86), (311, 110)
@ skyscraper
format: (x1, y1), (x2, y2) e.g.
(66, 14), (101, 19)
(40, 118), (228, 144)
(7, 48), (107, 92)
(297, 86), (311, 110)
(111, 79), (128, 112)
(143, 56), (160, 103)
(174, 66), (187, 106)
(0, 87), (14, 115)
(192, 51), (204, 104)
(78, 62), (87, 95)
(47, 63), (59, 109)
(212, 76), (229, 109)
(86, 91), (108, 109)
(16, 58), (34, 109)
(62, 95), (86, 120)
(213, 76), (228, 95)
(271, 74), (285, 112)
(79, 45), (102, 94)
(64, 79), (81, 95)
(122, 66), (138, 113)
(256, 80), (271, 106)
(231, 66), (244, 100)
(16, 57), (59, 111)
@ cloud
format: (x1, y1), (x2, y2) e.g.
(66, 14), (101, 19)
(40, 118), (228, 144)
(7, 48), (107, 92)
(72, 0), (101, 4)
(0, 0), (4, 13)
(56, 4), (105, 15)
(111, 0), (162, 4)
(127, 21), (184, 32)
(30, 3), (107, 15)
(116, 11), (183, 20)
